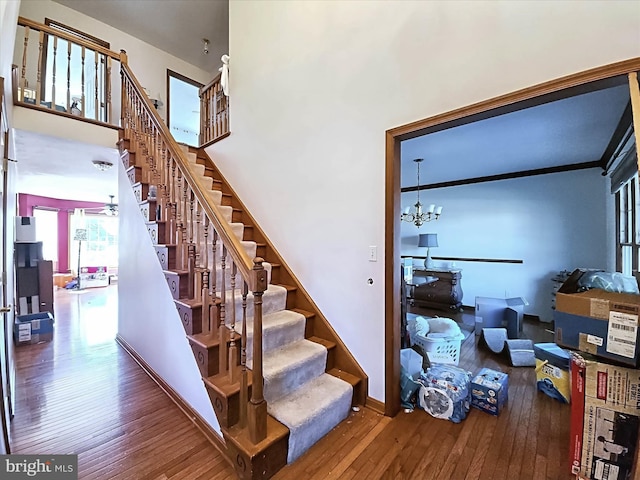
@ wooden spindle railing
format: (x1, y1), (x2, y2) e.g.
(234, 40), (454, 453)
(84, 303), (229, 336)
(121, 63), (267, 443)
(15, 17), (122, 125)
(199, 73), (229, 146)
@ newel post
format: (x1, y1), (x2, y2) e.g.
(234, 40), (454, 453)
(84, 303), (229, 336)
(247, 257), (268, 444)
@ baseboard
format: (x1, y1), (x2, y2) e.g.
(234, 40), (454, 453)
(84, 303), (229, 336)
(365, 396), (385, 415)
(115, 334), (231, 466)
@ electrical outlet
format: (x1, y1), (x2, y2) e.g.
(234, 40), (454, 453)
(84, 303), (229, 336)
(369, 246), (377, 262)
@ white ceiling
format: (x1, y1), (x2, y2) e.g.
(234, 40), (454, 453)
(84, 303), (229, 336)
(53, 0), (229, 74)
(14, 130), (120, 204)
(12, 3), (631, 206)
(401, 83), (631, 187)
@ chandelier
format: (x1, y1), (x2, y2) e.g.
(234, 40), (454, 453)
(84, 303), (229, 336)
(401, 158), (442, 227)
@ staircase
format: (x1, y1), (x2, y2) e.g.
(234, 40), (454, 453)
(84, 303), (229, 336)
(118, 64), (367, 479)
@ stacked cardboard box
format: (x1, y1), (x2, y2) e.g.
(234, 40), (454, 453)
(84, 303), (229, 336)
(554, 289), (640, 368)
(570, 355), (639, 480)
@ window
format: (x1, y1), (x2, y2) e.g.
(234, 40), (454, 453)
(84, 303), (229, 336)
(69, 212), (118, 274)
(33, 208), (58, 270)
(616, 171), (639, 276)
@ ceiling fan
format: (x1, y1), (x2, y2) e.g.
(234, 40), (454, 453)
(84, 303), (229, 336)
(84, 195), (118, 216)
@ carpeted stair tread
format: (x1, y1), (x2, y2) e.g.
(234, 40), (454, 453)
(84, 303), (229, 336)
(256, 340), (328, 404)
(268, 373), (353, 463)
(223, 284), (287, 318)
(243, 310), (306, 359)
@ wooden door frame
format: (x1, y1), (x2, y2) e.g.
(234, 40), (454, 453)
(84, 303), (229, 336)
(384, 57), (640, 416)
(166, 69), (203, 146)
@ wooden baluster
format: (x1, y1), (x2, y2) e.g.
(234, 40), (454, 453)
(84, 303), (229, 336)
(218, 244), (228, 376)
(228, 263), (239, 383)
(36, 31), (44, 107)
(81, 46), (85, 119)
(170, 158), (177, 245)
(160, 142), (168, 222)
(211, 229), (219, 333)
(187, 189), (195, 300)
(20, 26), (30, 102)
(239, 281), (249, 428)
(201, 216), (211, 333)
(66, 40), (71, 113)
(248, 258), (268, 444)
(181, 176), (189, 270)
(175, 170), (183, 267)
(194, 200), (202, 300)
(51, 36), (57, 109)
(106, 55), (112, 123)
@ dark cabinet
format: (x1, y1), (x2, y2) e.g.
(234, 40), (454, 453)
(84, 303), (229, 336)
(15, 242), (54, 316)
(407, 268), (463, 311)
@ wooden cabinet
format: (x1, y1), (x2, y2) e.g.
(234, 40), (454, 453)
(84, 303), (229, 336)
(407, 268), (463, 311)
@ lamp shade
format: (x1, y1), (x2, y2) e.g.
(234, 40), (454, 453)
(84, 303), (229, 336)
(418, 233), (438, 248)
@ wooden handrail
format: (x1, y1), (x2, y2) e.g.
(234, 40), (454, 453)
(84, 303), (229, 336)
(200, 72), (222, 95)
(18, 17), (122, 61)
(121, 64), (253, 289)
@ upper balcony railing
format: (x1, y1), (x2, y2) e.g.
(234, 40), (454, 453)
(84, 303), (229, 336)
(14, 16), (125, 127)
(199, 73), (229, 146)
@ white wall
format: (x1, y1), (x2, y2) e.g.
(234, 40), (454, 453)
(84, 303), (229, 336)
(209, 0), (640, 402)
(17, 1), (211, 124)
(117, 163), (218, 431)
(400, 169), (608, 323)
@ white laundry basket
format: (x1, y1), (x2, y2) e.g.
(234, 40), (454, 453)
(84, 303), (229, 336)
(414, 332), (462, 366)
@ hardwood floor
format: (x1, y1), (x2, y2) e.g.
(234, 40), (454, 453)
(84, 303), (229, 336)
(10, 285), (236, 479)
(10, 288), (573, 479)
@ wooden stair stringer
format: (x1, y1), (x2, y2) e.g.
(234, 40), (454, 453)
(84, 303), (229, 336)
(192, 146), (368, 406)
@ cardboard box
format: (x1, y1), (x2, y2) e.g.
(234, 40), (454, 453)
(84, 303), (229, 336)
(569, 353), (587, 476)
(14, 312), (54, 346)
(470, 367), (508, 415)
(555, 289), (640, 320)
(15, 216), (36, 242)
(534, 342), (571, 403)
(578, 360), (640, 480)
(475, 296), (528, 338)
(554, 308), (640, 367)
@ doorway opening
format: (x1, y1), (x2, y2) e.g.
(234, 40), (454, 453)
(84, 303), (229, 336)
(166, 70), (203, 147)
(385, 59), (640, 416)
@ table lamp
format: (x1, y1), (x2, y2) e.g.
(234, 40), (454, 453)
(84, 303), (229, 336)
(418, 233), (438, 269)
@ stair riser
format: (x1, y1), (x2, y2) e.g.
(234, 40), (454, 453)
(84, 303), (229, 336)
(155, 246), (176, 270)
(190, 341), (219, 377)
(120, 150), (134, 169)
(244, 317), (306, 362)
(176, 302), (202, 336)
(203, 380), (251, 428)
(133, 183), (150, 203)
(164, 271), (188, 299)
(127, 166), (143, 185)
(259, 349), (327, 404)
(219, 288), (286, 323)
(140, 201), (157, 222)
(223, 430), (288, 480)
(147, 223), (168, 246)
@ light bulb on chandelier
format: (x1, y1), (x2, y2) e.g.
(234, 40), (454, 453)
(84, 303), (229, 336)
(400, 158), (442, 227)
